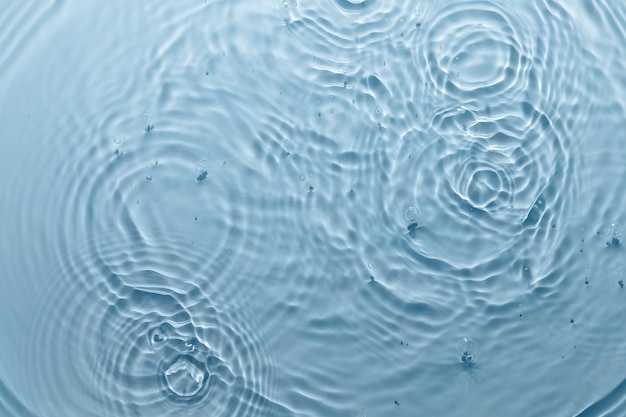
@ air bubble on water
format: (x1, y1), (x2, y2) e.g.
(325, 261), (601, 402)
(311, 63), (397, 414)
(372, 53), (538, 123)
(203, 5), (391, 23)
(404, 206), (420, 222)
(112, 132), (126, 144)
(283, 139), (294, 150)
(143, 112), (153, 122)
(299, 174), (305, 181)
(456, 337), (478, 365)
(164, 356), (205, 397)
(148, 326), (169, 349)
(375, 107), (382, 115)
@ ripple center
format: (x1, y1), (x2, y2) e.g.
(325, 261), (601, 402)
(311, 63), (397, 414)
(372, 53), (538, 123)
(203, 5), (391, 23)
(164, 356), (206, 398)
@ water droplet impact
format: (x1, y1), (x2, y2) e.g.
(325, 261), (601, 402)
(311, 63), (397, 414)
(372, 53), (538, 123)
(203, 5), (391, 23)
(456, 337), (478, 365)
(164, 356), (205, 397)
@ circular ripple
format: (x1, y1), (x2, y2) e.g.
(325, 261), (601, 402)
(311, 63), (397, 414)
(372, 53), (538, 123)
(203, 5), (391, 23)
(20, 232), (283, 417)
(413, 1), (534, 105)
(388, 100), (578, 275)
(409, 0), (597, 121)
(277, 0), (414, 57)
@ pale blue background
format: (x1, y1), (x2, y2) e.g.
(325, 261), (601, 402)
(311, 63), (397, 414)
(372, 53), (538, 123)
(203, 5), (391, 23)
(1, 1), (626, 416)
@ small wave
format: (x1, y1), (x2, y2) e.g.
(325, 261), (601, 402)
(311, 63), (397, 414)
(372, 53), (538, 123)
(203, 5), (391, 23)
(19, 232), (287, 417)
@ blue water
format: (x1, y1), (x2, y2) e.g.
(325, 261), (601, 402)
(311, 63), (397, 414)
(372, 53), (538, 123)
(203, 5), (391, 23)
(1, 1), (626, 416)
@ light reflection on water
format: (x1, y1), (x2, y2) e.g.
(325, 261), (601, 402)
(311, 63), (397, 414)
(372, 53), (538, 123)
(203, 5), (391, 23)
(1, 1), (626, 416)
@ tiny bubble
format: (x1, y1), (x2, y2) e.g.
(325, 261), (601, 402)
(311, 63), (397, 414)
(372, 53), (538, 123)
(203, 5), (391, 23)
(519, 314), (523, 318)
(145, 176), (152, 181)
(309, 186), (314, 192)
(619, 280), (624, 289)
(145, 125), (154, 133)
(570, 319), (575, 325)
(416, 22), (421, 29)
(194, 217), (198, 221)
(369, 276), (375, 282)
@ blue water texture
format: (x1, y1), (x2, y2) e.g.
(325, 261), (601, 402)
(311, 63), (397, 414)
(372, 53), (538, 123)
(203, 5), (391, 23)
(1, 1), (626, 416)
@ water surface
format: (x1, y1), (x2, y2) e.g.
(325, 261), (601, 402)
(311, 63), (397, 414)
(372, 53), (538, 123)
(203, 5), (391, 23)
(1, 1), (626, 416)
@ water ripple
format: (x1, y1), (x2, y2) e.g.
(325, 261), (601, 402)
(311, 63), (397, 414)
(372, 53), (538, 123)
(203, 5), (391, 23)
(277, 0), (414, 58)
(412, 1), (535, 106)
(21, 232), (288, 417)
(382, 100), (576, 277)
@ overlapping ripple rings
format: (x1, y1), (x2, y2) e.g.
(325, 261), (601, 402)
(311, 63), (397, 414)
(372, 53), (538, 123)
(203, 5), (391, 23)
(385, 0), (592, 277)
(391, 101), (575, 274)
(412, 1), (535, 108)
(21, 231), (286, 417)
(4, 43), (291, 413)
(277, 0), (415, 57)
